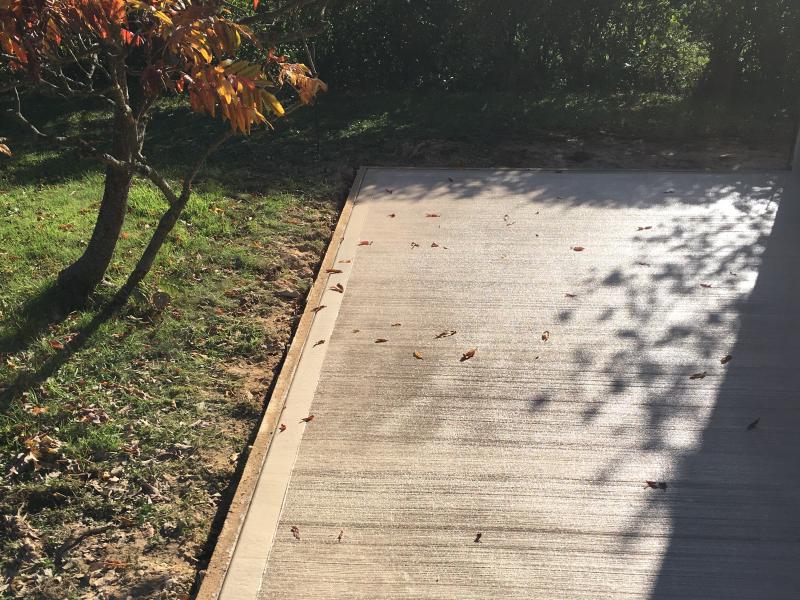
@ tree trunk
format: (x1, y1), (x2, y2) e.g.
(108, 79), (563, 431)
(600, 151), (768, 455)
(56, 110), (136, 306)
(115, 196), (187, 304)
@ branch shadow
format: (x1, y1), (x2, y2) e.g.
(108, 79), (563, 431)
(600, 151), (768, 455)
(646, 175), (800, 598)
(336, 167), (798, 596)
(0, 301), (117, 413)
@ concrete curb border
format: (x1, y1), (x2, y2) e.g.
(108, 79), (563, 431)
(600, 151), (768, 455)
(793, 123), (800, 171)
(195, 167), (368, 600)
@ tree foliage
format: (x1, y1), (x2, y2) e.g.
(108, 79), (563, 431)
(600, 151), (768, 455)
(314, 0), (800, 99)
(0, 0), (328, 305)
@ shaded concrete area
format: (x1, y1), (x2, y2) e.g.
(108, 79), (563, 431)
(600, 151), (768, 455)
(220, 169), (799, 599)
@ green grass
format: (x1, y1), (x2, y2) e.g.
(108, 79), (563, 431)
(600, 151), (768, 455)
(0, 102), (341, 598)
(0, 88), (795, 598)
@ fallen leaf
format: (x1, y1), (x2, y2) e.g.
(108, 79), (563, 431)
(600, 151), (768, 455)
(326, 268), (343, 274)
(645, 481), (668, 490)
(330, 283), (344, 293)
(474, 532), (482, 543)
(431, 242), (439, 247)
(637, 226), (653, 231)
(358, 240), (372, 246)
(291, 525), (300, 540)
(565, 293), (577, 298)
(103, 559), (126, 570)
(391, 323), (402, 327)
(426, 213), (440, 218)
(541, 331), (550, 342)
(351, 329), (360, 333)
(435, 330), (457, 339)
(699, 283), (713, 288)
(460, 348), (476, 362)
(337, 529), (344, 542)
(27, 406), (48, 415)
(388, 213), (396, 218)
(338, 259), (352, 263)
(279, 424), (286, 432)
(48, 339), (65, 350)
(375, 338), (388, 343)
(413, 351), (423, 360)
(411, 242), (420, 248)
(311, 305), (327, 313)
(721, 354), (732, 364)
(689, 371), (707, 380)
(572, 246), (585, 252)
(300, 415), (314, 423)
(313, 339), (325, 347)
(747, 417), (760, 431)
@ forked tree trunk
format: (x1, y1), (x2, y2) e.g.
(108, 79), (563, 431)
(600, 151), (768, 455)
(56, 109), (136, 305)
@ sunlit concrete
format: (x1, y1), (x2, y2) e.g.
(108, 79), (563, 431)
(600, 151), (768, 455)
(221, 168), (799, 600)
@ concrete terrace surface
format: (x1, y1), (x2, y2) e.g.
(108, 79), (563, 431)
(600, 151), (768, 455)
(219, 168), (800, 599)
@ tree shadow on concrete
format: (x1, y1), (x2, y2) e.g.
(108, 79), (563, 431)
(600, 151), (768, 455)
(643, 175), (800, 599)
(347, 167), (797, 597)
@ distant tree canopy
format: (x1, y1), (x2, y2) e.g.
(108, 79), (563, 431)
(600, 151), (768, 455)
(314, 0), (800, 99)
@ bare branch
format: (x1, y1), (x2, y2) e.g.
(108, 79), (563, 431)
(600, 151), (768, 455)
(180, 130), (235, 201)
(6, 90), (126, 170)
(133, 159), (180, 205)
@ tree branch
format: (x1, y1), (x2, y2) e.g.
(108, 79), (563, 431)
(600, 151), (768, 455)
(6, 89), (126, 170)
(133, 159), (180, 205)
(180, 129), (234, 201)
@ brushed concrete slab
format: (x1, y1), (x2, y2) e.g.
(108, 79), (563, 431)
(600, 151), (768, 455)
(221, 168), (800, 600)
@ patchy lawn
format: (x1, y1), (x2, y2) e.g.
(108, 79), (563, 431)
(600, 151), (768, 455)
(0, 105), (344, 598)
(0, 89), (794, 599)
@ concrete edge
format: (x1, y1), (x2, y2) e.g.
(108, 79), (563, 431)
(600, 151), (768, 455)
(793, 123), (800, 171)
(195, 166), (369, 600)
(359, 166), (791, 174)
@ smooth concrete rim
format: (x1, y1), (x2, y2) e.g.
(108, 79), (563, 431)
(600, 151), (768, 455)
(195, 167), (367, 600)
